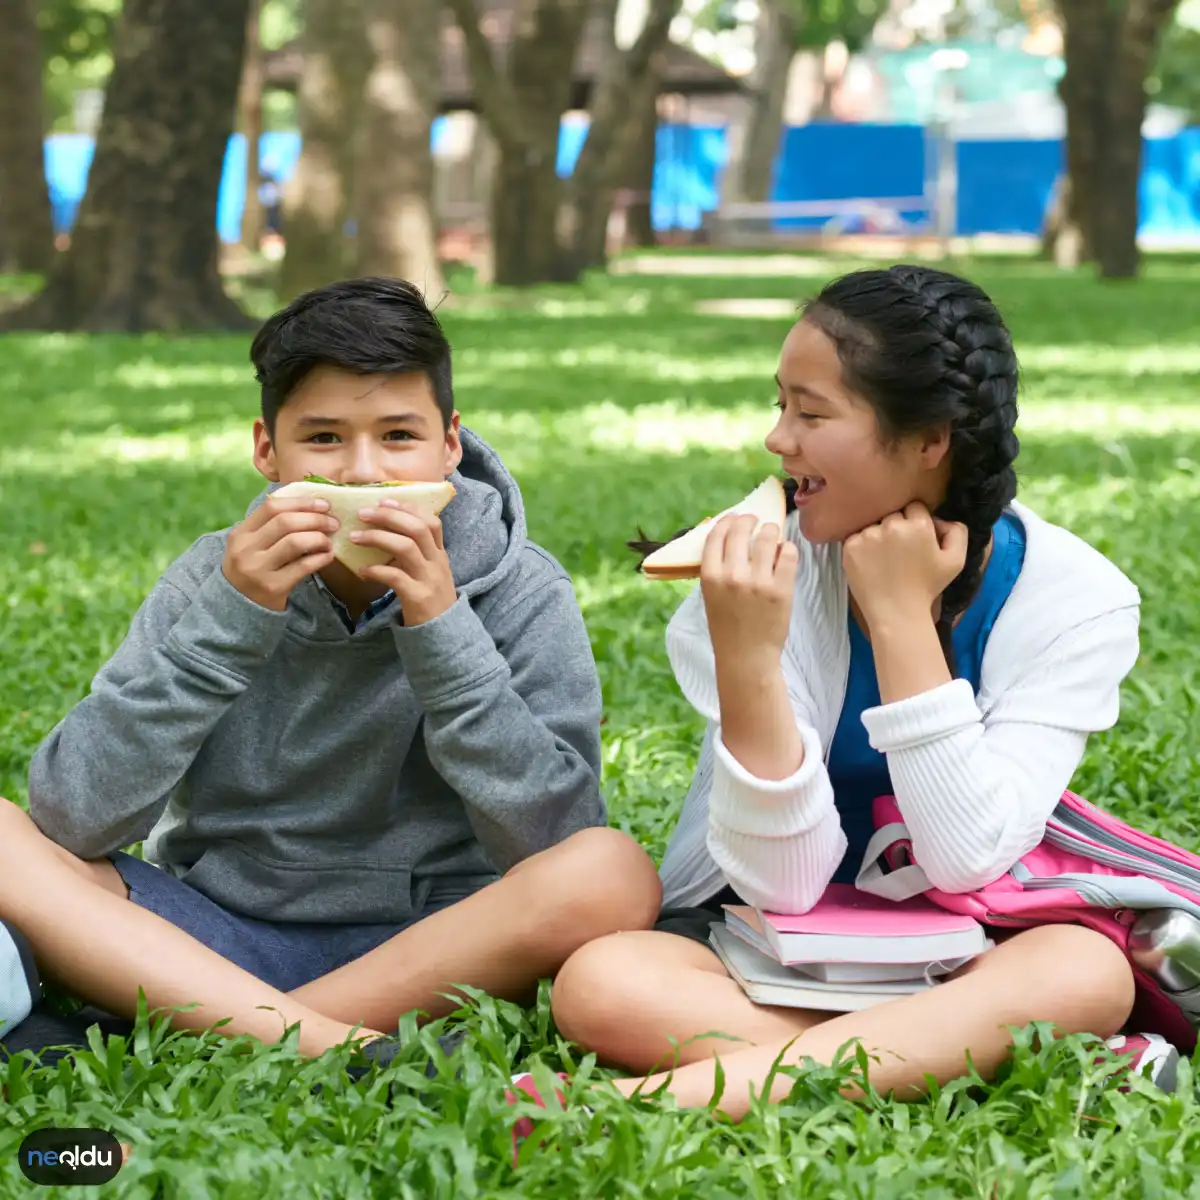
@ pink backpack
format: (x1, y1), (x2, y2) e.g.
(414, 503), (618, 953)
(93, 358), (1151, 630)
(857, 791), (1200, 1052)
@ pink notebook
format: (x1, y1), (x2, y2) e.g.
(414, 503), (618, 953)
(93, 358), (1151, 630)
(723, 884), (988, 966)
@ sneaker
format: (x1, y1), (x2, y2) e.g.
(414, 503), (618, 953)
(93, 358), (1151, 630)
(0, 920), (40, 1040)
(1103, 1033), (1181, 1092)
(344, 1025), (469, 1083)
(506, 1071), (569, 1165)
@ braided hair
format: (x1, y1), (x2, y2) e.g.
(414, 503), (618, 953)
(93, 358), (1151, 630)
(804, 265), (1020, 669)
(629, 264), (1020, 673)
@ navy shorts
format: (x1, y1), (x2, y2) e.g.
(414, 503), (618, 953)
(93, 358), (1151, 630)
(653, 885), (743, 948)
(109, 852), (490, 993)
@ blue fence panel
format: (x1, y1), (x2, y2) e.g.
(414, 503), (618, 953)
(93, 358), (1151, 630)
(653, 123), (728, 231)
(550, 120), (726, 229)
(770, 123), (928, 230)
(1141, 129), (1200, 236)
(43, 134), (94, 234)
(556, 119), (589, 176)
(955, 139), (1062, 235)
(217, 131), (302, 242)
(39, 123), (1200, 243)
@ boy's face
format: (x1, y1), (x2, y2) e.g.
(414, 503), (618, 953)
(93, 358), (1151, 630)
(252, 365), (462, 486)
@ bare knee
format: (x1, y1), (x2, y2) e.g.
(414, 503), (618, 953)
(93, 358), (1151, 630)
(999, 924), (1136, 1039)
(551, 932), (643, 1051)
(541, 827), (662, 937)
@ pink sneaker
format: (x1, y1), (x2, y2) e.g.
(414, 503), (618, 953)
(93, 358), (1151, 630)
(505, 1071), (568, 1164)
(1103, 1033), (1180, 1092)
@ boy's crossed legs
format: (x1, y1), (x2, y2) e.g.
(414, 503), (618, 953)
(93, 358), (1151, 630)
(0, 799), (662, 1056)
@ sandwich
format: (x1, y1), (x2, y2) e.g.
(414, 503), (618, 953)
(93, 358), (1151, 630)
(638, 476), (788, 580)
(272, 475), (456, 572)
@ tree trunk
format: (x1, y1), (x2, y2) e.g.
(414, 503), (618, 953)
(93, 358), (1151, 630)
(239, 0), (264, 252)
(737, 0), (796, 203)
(445, 0), (589, 287)
(621, 90), (660, 247)
(1094, 0), (1180, 278)
(0, 0), (56, 274)
(1, 0), (253, 331)
(354, 0), (444, 297)
(277, 0), (369, 300)
(1056, 0), (1180, 280)
(1040, 172), (1088, 269)
(489, 0), (587, 286)
(565, 59), (666, 274)
(489, 134), (565, 287)
(1055, 2), (1113, 265)
(555, 0), (681, 281)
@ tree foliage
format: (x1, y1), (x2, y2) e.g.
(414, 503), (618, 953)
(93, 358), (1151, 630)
(1150, 2), (1200, 118)
(36, 0), (302, 131)
(787, 0), (889, 51)
(706, 0), (887, 51)
(37, 0), (119, 130)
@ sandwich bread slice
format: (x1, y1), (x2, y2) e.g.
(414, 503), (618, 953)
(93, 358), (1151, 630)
(272, 476), (456, 572)
(640, 476), (787, 580)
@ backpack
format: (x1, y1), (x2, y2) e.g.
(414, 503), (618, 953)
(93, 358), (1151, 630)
(856, 791), (1200, 1052)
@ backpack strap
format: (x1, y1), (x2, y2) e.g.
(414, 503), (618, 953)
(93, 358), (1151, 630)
(854, 821), (933, 901)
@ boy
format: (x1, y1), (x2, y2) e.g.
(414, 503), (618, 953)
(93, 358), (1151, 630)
(0, 278), (661, 1063)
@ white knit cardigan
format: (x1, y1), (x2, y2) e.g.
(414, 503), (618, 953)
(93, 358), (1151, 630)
(657, 500), (1142, 913)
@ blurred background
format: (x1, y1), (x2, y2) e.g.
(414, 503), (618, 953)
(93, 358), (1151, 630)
(0, 0), (1197, 329)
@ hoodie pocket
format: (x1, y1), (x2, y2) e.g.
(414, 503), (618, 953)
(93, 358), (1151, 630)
(178, 839), (416, 924)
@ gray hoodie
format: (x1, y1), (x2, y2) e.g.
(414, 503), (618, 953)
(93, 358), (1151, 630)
(27, 429), (606, 923)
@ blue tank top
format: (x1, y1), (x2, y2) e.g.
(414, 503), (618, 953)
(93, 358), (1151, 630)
(826, 511), (1027, 885)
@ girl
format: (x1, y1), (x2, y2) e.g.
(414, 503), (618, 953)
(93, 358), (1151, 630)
(546, 264), (1166, 1117)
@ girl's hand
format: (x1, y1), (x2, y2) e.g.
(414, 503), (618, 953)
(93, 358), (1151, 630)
(843, 502), (968, 631)
(700, 514), (799, 673)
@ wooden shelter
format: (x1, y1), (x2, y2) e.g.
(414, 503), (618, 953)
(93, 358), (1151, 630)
(261, 4), (746, 111)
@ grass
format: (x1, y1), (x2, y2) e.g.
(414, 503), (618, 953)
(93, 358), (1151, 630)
(2, 252), (1200, 1195)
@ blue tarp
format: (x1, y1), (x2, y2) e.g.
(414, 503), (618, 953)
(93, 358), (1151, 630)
(769, 123), (928, 230)
(955, 139), (1064, 235)
(1141, 129), (1200, 236)
(41, 122), (1200, 241)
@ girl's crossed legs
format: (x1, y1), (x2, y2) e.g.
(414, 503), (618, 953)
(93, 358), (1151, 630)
(550, 923), (1136, 1118)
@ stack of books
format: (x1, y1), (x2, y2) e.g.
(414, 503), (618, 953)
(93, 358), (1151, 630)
(710, 884), (992, 1012)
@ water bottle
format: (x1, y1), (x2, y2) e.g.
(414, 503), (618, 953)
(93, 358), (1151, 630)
(1129, 909), (1200, 992)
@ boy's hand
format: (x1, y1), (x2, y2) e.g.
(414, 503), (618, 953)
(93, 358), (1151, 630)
(351, 500), (458, 625)
(222, 495), (339, 611)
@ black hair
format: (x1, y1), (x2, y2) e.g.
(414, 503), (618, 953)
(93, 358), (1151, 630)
(629, 264), (1020, 671)
(250, 277), (453, 433)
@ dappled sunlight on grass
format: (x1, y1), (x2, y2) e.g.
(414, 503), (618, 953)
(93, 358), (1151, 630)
(1019, 343), (1200, 375)
(6, 427), (253, 474)
(4, 254), (1200, 1193)
(1018, 403), (1200, 433)
(456, 344), (771, 383)
(7, 393), (1200, 484)
(108, 360), (249, 390)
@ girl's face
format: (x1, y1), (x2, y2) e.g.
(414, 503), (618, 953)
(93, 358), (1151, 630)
(766, 319), (952, 544)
